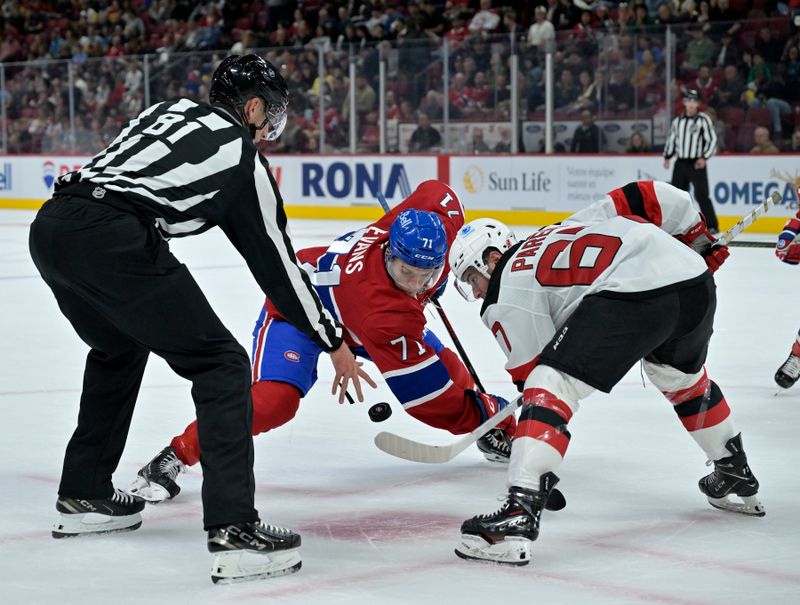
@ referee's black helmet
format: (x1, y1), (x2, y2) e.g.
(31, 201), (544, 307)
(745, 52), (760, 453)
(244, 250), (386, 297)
(210, 54), (289, 140)
(683, 88), (700, 102)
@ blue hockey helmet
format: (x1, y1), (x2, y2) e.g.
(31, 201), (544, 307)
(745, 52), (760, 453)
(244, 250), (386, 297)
(385, 210), (447, 295)
(388, 209), (447, 269)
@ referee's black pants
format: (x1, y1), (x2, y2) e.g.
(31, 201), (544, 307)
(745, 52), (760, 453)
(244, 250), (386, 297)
(671, 159), (718, 231)
(29, 196), (258, 529)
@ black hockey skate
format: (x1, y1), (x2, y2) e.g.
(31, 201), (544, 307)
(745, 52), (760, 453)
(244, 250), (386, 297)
(774, 353), (800, 389)
(455, 472), (559, 566)
(128, 446), (186, 503)
(476, 428), (512, 463)
(208, 522), (302, 583)
(699, 433), (765, 517)
(52, 488), (145, 538)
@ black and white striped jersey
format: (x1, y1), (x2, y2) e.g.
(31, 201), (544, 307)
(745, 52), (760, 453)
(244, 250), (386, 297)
(663, 112), (718, 161)
(55, 97), (343, 351)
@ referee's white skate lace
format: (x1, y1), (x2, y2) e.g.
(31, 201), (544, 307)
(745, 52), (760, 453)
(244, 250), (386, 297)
(110, 488), (139, 505)
(258, 523), (293, 536)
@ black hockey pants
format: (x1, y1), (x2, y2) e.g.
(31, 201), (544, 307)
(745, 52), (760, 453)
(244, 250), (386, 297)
(29, 195), (258, 529)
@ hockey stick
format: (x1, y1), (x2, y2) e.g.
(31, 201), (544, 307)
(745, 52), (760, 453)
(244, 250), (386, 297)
(374, 397), (522, 464)
(728, 240), (776, 249)
(714, 191), (781, 247)
(431, 298), (486, 392)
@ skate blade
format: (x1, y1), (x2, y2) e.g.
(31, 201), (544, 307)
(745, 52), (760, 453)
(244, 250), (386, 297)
(708, 494), (766, 517)
(481, 453), (510, 464)
(127, 476), (172, 504)
(211, 549), (302, 584)
(454, 535), (531, 567)
(52, 512), (142, 538)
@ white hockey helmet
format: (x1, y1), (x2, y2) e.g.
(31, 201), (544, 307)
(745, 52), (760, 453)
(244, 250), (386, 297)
(449, 218), (517, 283)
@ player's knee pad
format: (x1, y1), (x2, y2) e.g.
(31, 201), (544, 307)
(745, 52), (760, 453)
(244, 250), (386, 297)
(251, 380), (302, 435)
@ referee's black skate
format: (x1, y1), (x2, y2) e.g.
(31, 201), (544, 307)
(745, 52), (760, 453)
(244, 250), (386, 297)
(208, 521), (302, 583)
(52, 489), (145, 538)
(476, 428), (512, 463)
(128, 445), (186, 503)
(774, 353), (800, 389)
(699, 433), (765, 517)
(455, 472), (559, 566)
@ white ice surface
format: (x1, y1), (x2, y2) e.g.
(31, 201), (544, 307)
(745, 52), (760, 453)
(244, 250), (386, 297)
(1, 210), (798, 604)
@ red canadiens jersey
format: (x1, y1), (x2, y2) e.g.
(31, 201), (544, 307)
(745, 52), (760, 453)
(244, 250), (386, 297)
(268, 180), (468, 411)
(481, 180), (710, 388)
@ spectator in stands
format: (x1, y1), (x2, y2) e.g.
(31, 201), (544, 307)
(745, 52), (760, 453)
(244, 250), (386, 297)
(639, 71), (666, 111)
(759, 66), (793, 141)
(553, 0), (578, 30)
(756, 26), (783, 67)
(469, 127), (490, 154)
(555, 69), (579, 111)
(488, 71), (511, 117)
(633, 3), (652, 28)
(694, 65), (717, 106)
(527, 5), (555, 53)
(786, 45), (800, 100)
(420, 0), (447, 39)
(408, 112), (441, 152)
(567, 70), (597, 114)
(709, 0), (742, 38)
(571, 110), (604, 153)
(607, 67), (635, 112)
(634, 49), (658, 87)
(694, 0), (712, 31)
(494, 126), (512, 152)
(751, 126), (780, 153)
(682, 25), (716, 74)
(625, 131), (651, 153)
(714, 31), (740, 68)
(359, 110), (381, 152)
(418, 89), (444, 120)
(614, 2), (634, 31)
(713, 64), (745, 109)
(468, 0), (500, 35)
(655, 3), (676, 26)
(449, 72), (479, 118)
(342, 73), (377, 122)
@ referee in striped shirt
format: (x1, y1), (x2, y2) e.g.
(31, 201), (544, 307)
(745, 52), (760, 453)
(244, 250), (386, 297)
(663, 88), (719, 233)
(29, 55), (373, 574)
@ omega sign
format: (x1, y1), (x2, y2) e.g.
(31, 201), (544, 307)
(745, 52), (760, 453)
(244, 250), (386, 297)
(462, 165), (551, 194)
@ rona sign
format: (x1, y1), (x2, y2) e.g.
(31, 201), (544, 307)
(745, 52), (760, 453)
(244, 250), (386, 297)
(267, 157), (437, 206)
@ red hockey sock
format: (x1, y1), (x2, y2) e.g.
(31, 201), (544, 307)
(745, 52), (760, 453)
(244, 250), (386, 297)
(251, 380), (302, 435)
(171, 422), (201, 466)
(169, 381), (302, 466)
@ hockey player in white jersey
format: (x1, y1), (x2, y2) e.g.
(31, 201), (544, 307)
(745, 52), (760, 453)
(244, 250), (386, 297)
(448, 180), (764, 567)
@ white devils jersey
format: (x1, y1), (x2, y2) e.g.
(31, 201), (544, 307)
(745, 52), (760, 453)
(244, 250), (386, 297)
(480, 180), (710, 385)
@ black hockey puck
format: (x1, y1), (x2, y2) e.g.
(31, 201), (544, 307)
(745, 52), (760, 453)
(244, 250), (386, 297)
(368, 402), (392, 422)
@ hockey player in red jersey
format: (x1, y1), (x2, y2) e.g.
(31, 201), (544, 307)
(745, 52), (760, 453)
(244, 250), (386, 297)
(448, 180), (764, 567)
(773, 206), (800, 388)
(130, 180), (517, 502)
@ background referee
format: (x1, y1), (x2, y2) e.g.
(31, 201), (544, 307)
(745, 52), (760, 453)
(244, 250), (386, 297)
(663, 88), (719, 233)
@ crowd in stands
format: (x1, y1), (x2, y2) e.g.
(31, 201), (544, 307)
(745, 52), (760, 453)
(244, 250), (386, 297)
(1, 0), (800, 154)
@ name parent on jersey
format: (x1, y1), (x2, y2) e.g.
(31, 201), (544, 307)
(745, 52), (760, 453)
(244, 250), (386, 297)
(28, 54), (373, 583)
(448, 181), (763, 567)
